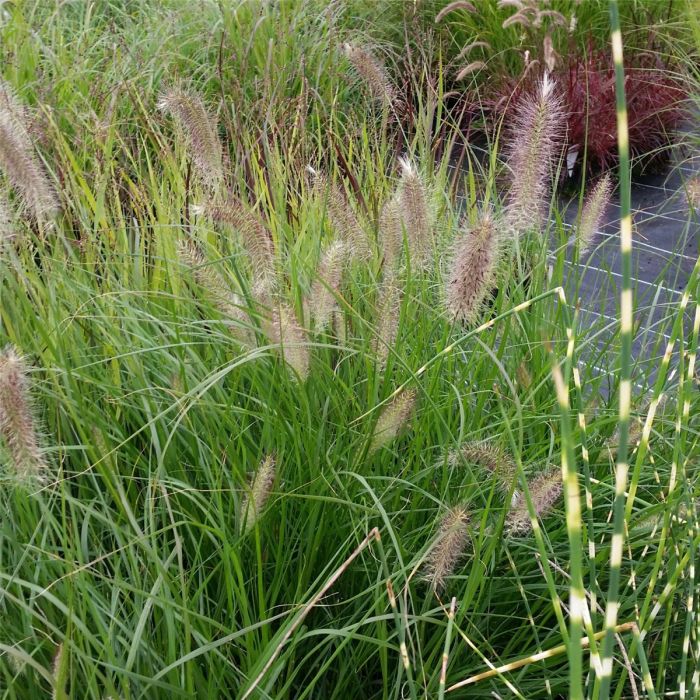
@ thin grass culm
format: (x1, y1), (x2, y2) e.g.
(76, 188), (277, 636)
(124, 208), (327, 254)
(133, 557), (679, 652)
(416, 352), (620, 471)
(0, 346), (48, 482)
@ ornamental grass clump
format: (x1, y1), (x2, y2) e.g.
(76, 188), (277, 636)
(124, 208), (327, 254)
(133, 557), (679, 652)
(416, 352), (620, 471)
(0, 347), (48, 482)
(505, 73), (564, 236)
(240, 454), (276, 535)
(444, 210), (502, 324)
(423, 505), (470, 592)
(0, 80), (59, 221)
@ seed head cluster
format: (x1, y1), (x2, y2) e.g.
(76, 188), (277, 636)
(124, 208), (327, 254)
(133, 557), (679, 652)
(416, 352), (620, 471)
(0, 347), (48, 482)
(506, 467), (562, 535)
(423, 505), (470, 591)
(241, 454), (276, 534)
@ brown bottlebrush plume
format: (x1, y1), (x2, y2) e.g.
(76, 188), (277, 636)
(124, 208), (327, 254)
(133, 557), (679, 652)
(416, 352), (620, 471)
(51, 642), (65, 700)
(505, 72), (564, 237)
(0, 346), (48, 481)
(341, 43), (397, 111)
(0, 190), (15, 248)
(506, 466), (561, 535)
(397, 158), (433, 269)
(378, 194), (403, 269)
(240, 454), (276, 534)
(435, 1), (476, 23)
(444, 210), (501, 324)
(456, 62), (487, 81)
(193, 199), (276, 282)
(0, 80), (59, 221)
(261, 304), (310, 381)
(372, 278), (402, 370)
(605, 415), (644, 458)
(685, 176), (700, 213)
(577, 173), (613, 253)
(316, 174), (372, 263)
(157, 87), (224, 191)
(457, 440), (518, 497)
(516, 360), (533, 390)
(308, 240), (347, 332)
(369, 388), (416, 453)
(177, 240), (251, 342)
(423, 505), (470, 591)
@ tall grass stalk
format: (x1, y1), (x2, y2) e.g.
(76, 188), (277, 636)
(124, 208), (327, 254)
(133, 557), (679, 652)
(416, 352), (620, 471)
(596, 3), (634, 697)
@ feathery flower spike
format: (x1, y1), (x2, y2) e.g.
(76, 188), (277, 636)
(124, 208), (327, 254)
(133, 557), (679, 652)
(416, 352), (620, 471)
(577, 174), (613, 253)
(0, 346), (48, 481)
(369, 389), (416, 453)
(506, 466), (561, 535)
(423, 505), (470, 591)
(241, 454), (276, 534)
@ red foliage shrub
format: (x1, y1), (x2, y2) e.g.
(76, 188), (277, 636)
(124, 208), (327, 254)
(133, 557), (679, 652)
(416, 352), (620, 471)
(488, 50), (688, 178)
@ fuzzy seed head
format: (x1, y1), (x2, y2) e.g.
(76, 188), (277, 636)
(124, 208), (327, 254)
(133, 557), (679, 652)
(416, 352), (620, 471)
(194, 199), (277, 283)
(578, 174), (612, 253)
(369, 389), (416, 453)
(0, 189), (15, 249)
(685, 176), (700, 212)
(177, 240), (251, 343)
(372, 279), (402, 370)
(341, 43), (397, 110)
(397, 158), (433, 269)
(505, 73), (565, 236)
(320, 177), (372, 263)
(308, 240), (347, 332)
(423, 505), (470, 591)
(0, 346), (48, 481)
(379, 194), (403, 268)
(506, 467), (562, 535)
(262, 305), (310, 381)
(445, 210), (501, 324)
(241, 454), (276, 534)
(458, 441), (517, 495)
(0, 80), (59, 221)
(158, 87), (224, 191)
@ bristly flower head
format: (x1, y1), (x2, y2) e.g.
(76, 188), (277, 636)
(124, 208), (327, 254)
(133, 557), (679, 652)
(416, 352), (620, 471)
(0, 346), (48, 482)
(444, 210), (501, 324)
(685, 176), (700, 213)
(0, 80), (59, 221)
(457, 440), (518, 497)
(506, 466), (561, 535)
(193, 199), (277, 283)
(262, 305), (310, 381)
(241, 454), (276, 534)
(372, 278), (401, 370)
(158, 87), (224, 192)
(423, 505), (470, 591)
(341, 43), (397, 111)
(505, 72), (565, 237)
(369, 388), (416, 453)
(308, 240), (347, 332)
(315, 173), (372, 263)
(397, 158), (434, 269)
(379, 194), (403, 269)
(577, 173), (612, 254)
(177, 240), (251, 344)
(1, 189), (15, 249)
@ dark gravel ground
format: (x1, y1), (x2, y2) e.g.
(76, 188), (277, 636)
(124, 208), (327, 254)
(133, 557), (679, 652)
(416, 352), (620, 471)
(560, 146), (700, 394)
